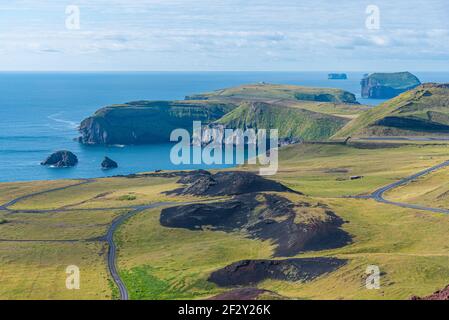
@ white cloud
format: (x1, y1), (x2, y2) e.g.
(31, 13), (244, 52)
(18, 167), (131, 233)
(0, 0), (448, 70)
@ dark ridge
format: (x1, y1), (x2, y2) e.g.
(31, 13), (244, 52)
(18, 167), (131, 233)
(160, 193), (351, 256)
(374, 116), (449, 132)
(165, 170), (299, 196)
(208, 257), (347, 287)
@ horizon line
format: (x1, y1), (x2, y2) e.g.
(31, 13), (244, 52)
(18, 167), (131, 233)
(1, 70), (449, 73)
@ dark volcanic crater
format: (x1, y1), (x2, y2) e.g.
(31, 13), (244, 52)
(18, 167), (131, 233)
(160, 193), (351, 256)
(165, 170), (298, 197)
(208, 257), (347, 287)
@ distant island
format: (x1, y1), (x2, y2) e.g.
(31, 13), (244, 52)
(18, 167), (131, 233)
(361, 72), (421, 99)
(328, 73), (347, 80)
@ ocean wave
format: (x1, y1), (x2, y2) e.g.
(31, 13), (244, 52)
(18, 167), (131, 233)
(47, 112), (79, 129)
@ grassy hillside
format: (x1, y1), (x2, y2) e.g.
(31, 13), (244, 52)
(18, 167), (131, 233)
(186, 83), (358, 104)
(334, 83), (449, 138)
(215, 101), (351, 140)
(385, 165), (449, 210)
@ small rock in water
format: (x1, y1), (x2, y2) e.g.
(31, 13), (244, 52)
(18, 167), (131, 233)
(41, 151), (78, 168)
(101, 156), (118, 169)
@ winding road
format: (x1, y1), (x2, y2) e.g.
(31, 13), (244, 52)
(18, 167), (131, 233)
(369, 160), (449, 214)
(104, 203), (174, 300)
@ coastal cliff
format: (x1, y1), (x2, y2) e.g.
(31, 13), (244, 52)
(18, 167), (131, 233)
(361, 72), (421, 99)
(78, 100), (236, 145)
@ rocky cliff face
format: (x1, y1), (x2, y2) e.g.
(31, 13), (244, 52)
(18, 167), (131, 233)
(78, 101), (236, 145)
(361, 72), (421, 99)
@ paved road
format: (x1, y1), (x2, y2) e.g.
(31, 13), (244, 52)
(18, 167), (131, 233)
(369, 160), (449, 214)
(0, 179), (93, 210)
(104, 203), (174, 300)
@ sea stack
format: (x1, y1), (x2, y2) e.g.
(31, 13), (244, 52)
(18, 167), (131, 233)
(361, 72), (421, 99)
(41, 151), (78, 168)
(101, 156), (118, 169)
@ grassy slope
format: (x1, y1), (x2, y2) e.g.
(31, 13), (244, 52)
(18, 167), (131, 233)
(186, 83), (358, 104)
(8, 176), (191, 211)
(281, 101), (369, 118)
(0, 242), (111, 300)
(385, 166), (449, 209)
(0, 180), (85, 205)
(334, 84), (449, 138)
(116, 206), (274, 300)
(215, 102), (351, 140)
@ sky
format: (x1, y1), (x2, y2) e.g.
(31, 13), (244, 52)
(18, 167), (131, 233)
(0, 0), (448, 71)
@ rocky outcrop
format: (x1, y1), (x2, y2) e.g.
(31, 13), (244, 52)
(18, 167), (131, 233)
(361, 72), (421, 99)
(41, 151), (78, 168)
(160, 192), (351, 256)
(208, 258), (346, 287)
(101, 156), (118, 169)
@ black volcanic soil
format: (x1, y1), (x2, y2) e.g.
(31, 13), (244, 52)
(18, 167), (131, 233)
(165, 170), (298, 196)
(208, 287), (283, 300)
(160, 193), (351, 256)
(411, 285), (449, 300)
(208, 258), (346, 287)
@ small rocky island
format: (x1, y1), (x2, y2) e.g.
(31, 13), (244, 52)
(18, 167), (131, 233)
(328, 73), (347, 80)
(41, 151), (78, 168)
(101, 156), (118, 169)
(361, 72), (421, 99)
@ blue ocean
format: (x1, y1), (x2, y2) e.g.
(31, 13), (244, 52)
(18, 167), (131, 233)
(1, 71), (448, 182)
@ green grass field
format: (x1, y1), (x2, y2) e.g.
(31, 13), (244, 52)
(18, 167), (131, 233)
(2, 142), (449, 299)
